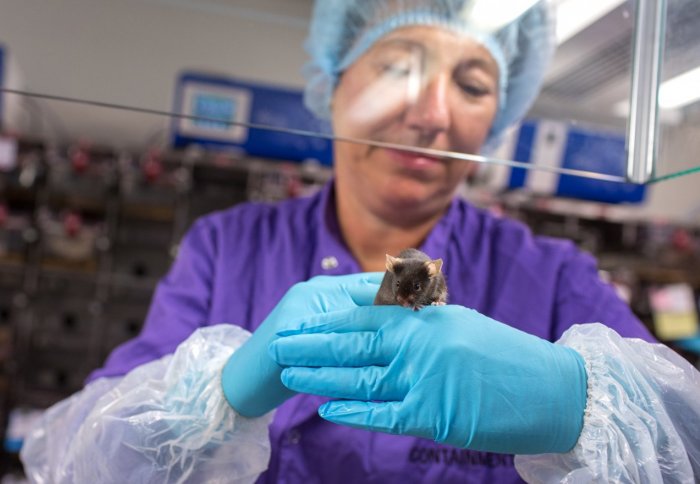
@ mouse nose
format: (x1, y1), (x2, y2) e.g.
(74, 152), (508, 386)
(396, 295), (411, 307)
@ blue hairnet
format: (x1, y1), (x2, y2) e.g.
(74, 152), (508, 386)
(303, 0), (555, 151)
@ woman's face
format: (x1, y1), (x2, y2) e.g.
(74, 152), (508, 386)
(332, 26), (499, 219)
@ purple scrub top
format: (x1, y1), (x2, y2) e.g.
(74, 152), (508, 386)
(90, 181), (654, 483)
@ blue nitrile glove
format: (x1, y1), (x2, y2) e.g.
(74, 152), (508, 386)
(269, 305), (588, 455)
(221, 273), (382, 418)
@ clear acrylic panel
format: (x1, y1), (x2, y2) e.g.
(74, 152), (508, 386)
(0, 0), (693, 188)
(649, 0), (700, 183)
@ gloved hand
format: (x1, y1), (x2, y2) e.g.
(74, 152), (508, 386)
(221, 273), (382, 418)
(269, 305), (588, 455)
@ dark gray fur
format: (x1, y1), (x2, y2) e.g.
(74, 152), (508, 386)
(374, 248), (447, 310)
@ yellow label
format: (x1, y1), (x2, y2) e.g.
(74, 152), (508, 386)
(653, 312), (699, 341)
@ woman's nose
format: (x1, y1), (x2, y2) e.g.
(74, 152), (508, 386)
(404, 74), (451, 136)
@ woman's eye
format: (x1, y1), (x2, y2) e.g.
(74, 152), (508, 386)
(458, 82), (489, 97)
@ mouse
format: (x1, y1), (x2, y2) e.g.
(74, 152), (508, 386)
(373, 248), (447, 311)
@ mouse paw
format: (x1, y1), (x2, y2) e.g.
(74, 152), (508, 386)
(431, 301), (446, 306)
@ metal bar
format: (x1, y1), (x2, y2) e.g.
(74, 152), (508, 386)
(0, 87), (628, 183)
(626, 0), (667, 183)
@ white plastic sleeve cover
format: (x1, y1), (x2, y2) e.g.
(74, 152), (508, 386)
(515, 323), (700, 483)
(20, 324), (273, 484)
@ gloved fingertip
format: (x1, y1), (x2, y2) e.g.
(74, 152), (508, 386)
(279, 368), (293, 387)
(318, 402), (352, 425)
(364, 272), (384, 284)
(267, 339), (287, 363)
(317, 401), (332, 418)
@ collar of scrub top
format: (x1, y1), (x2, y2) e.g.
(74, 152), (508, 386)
(312, 179), (456, 277)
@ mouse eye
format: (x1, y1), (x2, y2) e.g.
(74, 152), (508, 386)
(414, 283), (421, 291)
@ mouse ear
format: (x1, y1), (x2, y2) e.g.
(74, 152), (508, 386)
(426, 258), (443, 276)
(386, 254), (400, 272)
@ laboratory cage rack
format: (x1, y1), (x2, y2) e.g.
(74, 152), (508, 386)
(0, 136), (331, 478)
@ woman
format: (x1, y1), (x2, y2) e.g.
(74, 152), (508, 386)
(21, 1), (700, 483)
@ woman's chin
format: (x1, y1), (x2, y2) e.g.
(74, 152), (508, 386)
(338, 164), (455, 215)
(389, 175), (445, 197)
(379, 181), (451, 212)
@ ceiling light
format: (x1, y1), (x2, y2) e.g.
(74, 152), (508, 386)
(658, 66), (700, 109)
(613, 100), (683, 125)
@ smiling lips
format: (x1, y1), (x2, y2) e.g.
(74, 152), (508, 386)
(384, 148), (445, 170)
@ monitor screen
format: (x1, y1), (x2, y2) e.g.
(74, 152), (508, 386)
(191, 93), (236, 131)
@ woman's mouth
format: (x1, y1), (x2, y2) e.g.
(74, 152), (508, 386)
(384, 148), (445, 170)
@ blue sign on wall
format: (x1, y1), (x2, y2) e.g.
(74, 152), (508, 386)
(507, 120), (646, 204)
(171, 72), (333, 165)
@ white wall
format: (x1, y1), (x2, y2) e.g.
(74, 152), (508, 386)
(0, 0), (311, 149)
